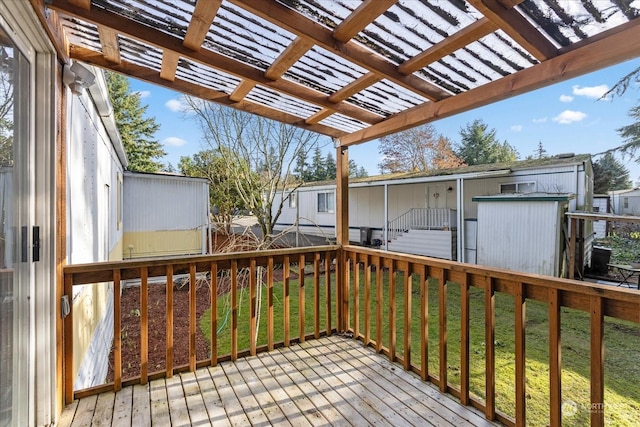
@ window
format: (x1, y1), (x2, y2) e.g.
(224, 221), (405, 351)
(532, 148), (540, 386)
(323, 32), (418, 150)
(317, 192), (334, 213)
(624, 197), (629, 209)
(288, 192), (296, 208)
(500, 182), (536, 194)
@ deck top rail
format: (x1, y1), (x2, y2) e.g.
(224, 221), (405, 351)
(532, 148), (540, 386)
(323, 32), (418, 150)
(63, 244), (640, 426)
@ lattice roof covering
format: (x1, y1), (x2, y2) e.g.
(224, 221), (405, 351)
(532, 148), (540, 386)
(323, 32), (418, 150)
(31, 0), (640, 146)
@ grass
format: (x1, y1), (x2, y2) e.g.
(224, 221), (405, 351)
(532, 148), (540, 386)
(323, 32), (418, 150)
(199, 268), (640, 426)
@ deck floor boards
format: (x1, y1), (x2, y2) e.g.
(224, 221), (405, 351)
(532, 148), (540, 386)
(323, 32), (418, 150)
(60, 336), (499, 426)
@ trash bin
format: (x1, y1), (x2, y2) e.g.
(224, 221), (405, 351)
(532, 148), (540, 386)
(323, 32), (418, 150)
(591, 246), (611, 275)
(359, 227), (372, 246)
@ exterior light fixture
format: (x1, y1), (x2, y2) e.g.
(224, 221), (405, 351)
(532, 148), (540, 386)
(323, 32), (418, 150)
(62, 61), (96, 95)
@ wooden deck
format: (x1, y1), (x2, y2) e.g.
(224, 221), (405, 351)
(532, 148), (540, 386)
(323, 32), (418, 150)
(59, 336), (497, 426)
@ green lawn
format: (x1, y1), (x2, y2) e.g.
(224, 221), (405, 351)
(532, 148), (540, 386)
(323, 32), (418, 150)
(200, 268), (640, 426)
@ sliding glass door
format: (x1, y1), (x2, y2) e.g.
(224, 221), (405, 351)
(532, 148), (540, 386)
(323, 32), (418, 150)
(0, 24), (31, 426)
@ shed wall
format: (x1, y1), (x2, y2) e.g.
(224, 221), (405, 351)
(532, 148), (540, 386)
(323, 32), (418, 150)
(476, 201), (563, 276)
(123, 173), (209, 258)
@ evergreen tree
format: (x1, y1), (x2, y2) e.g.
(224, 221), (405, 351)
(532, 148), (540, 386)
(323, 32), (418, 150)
(349, 160), (368, 178)
(106, 72), (165, 172)
(455, 119), (518, 165)
(309, 146), (326, 181)
(323, 152), (336, 180)
(593, 153), (632, 194)
(616, 102), (640, 160)
(534, 142), (548, 159)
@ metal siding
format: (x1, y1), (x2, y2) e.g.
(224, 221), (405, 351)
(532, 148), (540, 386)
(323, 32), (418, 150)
(476, 201), (561, 276)
(124, 174), (208, 232)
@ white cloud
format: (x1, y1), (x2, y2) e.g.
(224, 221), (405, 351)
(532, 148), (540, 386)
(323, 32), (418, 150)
(162, 137), (187, 147)
(572, 84), (609, 99)
(552, 110), (587, 124)
(165, 98), (186, 112)
(532, 117), (548, 124)
(135, 90), (151, 99)
(559, 94), (573, 103)
(511, 125), (523, 132)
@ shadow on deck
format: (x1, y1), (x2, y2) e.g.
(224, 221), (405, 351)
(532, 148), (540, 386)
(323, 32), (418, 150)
(59, 336), (497, 426)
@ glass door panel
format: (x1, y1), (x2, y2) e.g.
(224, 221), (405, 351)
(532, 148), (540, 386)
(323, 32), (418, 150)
(0, 24), (30, 426)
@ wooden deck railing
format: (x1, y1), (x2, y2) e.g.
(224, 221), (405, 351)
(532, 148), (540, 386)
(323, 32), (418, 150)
(63, 246), (339, 403)
(63, 245), (640, 426)
(342, 245), (640, 427)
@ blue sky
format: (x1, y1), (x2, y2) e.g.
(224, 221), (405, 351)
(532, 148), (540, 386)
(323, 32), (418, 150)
(129, 57), (640, 182)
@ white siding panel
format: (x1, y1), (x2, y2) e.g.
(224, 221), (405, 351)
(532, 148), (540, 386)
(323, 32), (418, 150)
(476, 201), (563, 276)
(387, 229), (456, 259)
(124, 173), (209, 232)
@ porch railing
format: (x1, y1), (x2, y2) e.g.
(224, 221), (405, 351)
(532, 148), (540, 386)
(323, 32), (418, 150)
(342, 245), (640, 427)
(62, 245), (640, 426)
(63, 246), (339, 402)
(387, 208), (454, 241)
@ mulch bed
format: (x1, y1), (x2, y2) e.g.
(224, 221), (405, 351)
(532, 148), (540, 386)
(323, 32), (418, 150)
(107, 281), (213, 381)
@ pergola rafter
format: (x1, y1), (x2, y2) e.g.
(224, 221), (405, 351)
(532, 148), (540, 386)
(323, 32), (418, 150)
(31, 0), (640, 144)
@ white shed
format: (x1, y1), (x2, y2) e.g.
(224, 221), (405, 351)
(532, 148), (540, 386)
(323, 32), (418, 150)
(473, 193), (574, 277)
(123, 172), (210, 258)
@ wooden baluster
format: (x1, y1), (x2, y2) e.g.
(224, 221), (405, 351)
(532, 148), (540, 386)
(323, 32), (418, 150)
(403, 263), (411, 370)
(314, 252), (320, 339)
(364, 255), (371, 346)
(299, 254), (305, 342)
(549, 288), (561, 426)
(166, 265), (174, 378)
(284, 256), (290, 346)
(250, 259), (257, 356)
(267, 256), (274, 351)
(376, 257), (383, 353)
(353, 252), (359, 340)
(210, 262), (218, 367)
(140, 267), (149, 384)
(515, 282), (526, 426)
(231, 260), (238, 361)
(438, 268), (447, 393)
(590, 296), (605, 427)
(189, 263), (197, 371)
(460, 272), (470, 405)
(325, 252), (332, 336)
(420, 265), (428, 382)
(113, 269), (122, 391)
(389, 260), (396, 362)
(485, 277), (496, 420)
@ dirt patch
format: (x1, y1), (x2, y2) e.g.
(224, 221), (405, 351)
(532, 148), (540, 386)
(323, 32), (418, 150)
(108, 281), (213, 381)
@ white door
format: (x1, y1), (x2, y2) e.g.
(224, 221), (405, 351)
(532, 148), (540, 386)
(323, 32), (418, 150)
(0, 23), (32, 426)
(427, 185), (446, 209)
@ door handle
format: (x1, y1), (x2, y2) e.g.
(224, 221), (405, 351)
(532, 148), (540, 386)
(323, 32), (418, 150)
(21, 226), (27, 262)
(33, 226), (40, 262)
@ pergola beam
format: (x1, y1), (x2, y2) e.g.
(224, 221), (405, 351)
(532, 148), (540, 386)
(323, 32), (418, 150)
(467, 0), (557, 61)
(340, 19), (640, 146)
(47, 0), (382, 125)
(183, 0), (222, 51)
(229, 0), (450, 102)
(398, 19), (497, 75)
(69, 45), (346, 138)
(332, 0), (397, 42)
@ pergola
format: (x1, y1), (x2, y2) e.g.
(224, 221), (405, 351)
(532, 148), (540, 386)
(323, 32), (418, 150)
(30, 0), (640, 244)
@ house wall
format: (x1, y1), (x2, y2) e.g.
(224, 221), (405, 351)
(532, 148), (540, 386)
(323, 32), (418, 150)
(123, 173), (209, 258)
(66, 71), (125, 390)
(612, 189), (640, 215)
